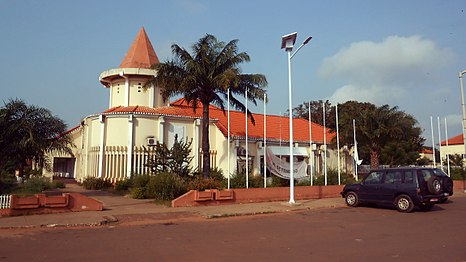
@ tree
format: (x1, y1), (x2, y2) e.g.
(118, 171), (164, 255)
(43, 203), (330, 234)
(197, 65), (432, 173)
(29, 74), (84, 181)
(152, 34), (267, 178)
(336, 102), (423, 168)
(291, 100), (334, 128)
(449, 154), (464, 167)
(292, 100), (424, 169)
(0, 99), (73, 175)
(145, 135), (194, 177)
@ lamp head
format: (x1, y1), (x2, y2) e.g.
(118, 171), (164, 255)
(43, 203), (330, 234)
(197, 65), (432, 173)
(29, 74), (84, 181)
(303, 36), (313, 45)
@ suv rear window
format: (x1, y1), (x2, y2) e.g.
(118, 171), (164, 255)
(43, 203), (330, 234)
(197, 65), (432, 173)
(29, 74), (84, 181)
(384, 171), (402, 184)
(421, 170), (434, 182)
(404, 171), (415, 184)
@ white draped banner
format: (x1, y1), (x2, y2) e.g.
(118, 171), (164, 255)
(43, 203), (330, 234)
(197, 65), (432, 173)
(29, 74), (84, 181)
(265, 147), (308, 179)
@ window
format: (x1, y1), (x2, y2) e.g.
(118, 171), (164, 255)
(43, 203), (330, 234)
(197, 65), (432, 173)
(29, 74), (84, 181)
(404, 171), (415, 184)
(167, 124), (186, 148)
(384, 171), (402, 184)
(364, 172), (383, 184)
(421, 170), (433, 182)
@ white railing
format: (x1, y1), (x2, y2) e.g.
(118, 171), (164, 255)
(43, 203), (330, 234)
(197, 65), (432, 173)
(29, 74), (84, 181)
(0, 195), (11, 209)
(83, 146), (218, 182)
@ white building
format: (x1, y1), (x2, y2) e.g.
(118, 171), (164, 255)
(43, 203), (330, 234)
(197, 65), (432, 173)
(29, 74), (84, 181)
(45, 28), (344, 182)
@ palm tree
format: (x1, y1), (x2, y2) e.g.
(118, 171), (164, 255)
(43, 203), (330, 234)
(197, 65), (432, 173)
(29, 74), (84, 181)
(153, 35), (267, 178)
(0, 99), (73, 175)
(335, 101), (423, 169)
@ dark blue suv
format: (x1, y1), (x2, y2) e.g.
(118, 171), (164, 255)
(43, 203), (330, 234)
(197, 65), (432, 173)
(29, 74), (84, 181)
(341, 167), (454, 212)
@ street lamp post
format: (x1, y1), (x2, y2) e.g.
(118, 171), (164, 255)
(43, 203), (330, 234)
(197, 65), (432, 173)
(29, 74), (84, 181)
(459, 70), (466, 157)
(281, 32), (312, 204)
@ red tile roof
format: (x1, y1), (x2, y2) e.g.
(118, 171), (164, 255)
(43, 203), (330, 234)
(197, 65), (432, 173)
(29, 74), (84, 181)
(441, 134), (464, 146)
(103, 98), (334, 143)
(119, 27), (159, 68)
(420, 148), (433, 154)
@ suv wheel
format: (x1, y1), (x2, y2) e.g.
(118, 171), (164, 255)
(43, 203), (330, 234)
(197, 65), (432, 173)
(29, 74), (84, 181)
(427, 177), (442, 194)
(395, 194), (414, 213)
(345, 192), (359, 207)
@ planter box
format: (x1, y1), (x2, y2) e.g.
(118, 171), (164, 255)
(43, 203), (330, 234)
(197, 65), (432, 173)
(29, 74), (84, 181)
(194, 190), (214, 201)
(215, 190), (234, 200)
(11, 195), (40, 209)
(43, 194), (69, 208)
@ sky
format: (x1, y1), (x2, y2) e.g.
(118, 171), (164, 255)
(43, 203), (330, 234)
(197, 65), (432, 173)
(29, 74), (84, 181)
(1, 0), (465, 147)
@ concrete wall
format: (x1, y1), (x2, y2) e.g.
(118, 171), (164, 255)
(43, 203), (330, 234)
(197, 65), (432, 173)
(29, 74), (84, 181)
(172, 185), (344, 207)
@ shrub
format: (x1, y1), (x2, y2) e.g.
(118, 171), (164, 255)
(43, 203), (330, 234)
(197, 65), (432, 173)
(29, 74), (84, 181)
(228, 172), (265, 188)
(0, 171), (17, 194)
(52, 181), (66, 189)
(270, 175), (289, 187)
(131, 187), (146, 199)
(131, 174), (151, 188)
(82, 177), (112, 190)
(144, 172), (188, 200)
(115, 179), (132, 191)
(187, 176), (222, 191)
(22, 176), (53, 194)
(450, 167), (466, 180)
(312, 170), (356, 186)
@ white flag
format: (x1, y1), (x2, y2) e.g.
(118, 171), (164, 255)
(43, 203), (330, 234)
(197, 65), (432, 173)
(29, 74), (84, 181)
(353, 140), (363, 166)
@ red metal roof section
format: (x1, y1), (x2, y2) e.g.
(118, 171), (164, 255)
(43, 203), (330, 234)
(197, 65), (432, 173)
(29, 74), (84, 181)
(441, 134), (464, 146)
(103, 98), (334, 143)
(119, 27), (160, 68)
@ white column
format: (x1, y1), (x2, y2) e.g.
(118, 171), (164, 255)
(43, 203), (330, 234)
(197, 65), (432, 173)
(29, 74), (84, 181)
(84, 119), (90, 179)
(149, 82), (155, 107)
(120, 72), (130, 107)
(159, 116), (165, 144)
(194, 119), (201, 171)
(98, 115), (105, 178)
(126, 114), (134, 178)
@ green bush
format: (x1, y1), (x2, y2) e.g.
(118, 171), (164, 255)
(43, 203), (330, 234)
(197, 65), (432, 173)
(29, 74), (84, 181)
(52, 181), (66, 189)
(82, 177), (112, 190)
(228, 172), (265, 188)
(312, 170), (356, 186)
(270, 175), (289, 187)
(450, 167), (466, 180)
(115, 179), (132, 191)
(131, 187), (146, 199)
(131, 174), (151, 188)
(144, 172), (188, 200)
(187, 176), (222, 191)
(22, 176), (53, 194)
(0, 171), (17, 194)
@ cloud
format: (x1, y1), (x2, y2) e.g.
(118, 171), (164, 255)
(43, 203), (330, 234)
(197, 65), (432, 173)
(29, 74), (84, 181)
(320, 35), (454, 105)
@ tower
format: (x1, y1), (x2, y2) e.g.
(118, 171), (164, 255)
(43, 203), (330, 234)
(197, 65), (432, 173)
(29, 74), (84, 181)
(98, 27), (167, 109)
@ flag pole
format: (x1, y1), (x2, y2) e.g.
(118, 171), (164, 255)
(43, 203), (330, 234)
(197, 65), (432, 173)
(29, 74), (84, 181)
(227, 88), (230, 189)
(353, 119), (358, 181)
(430, 116), (436, 168)
(309, 101), (313, 186)
(264, 93), (267, 188)
(323, 101), (327, 186)
(437, 116), (443, 170)
(245, 88), (249, 188)
(336, 103), (341, 185)
(445, 117), (451, 176)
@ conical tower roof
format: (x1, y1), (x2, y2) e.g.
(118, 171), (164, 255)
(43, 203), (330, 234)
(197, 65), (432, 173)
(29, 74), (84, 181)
(119, 27), (159, 68)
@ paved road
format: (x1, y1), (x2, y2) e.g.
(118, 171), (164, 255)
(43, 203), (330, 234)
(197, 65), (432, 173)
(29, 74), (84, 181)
(1, 195), (465, 261)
